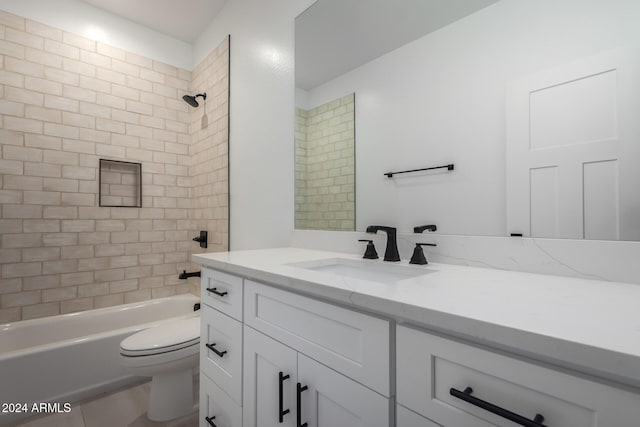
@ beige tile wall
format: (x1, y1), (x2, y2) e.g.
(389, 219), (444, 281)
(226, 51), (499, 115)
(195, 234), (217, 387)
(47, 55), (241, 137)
(0, 11), (230, 321)
(186, 36), (230, 294)
(295, 94), (355, 231)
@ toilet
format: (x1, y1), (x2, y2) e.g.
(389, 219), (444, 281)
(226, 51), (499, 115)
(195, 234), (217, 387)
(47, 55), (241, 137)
(120, 316), (200, 421)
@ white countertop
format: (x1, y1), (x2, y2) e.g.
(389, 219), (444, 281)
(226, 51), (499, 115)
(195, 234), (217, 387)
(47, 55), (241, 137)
(193, 247), (640, 388)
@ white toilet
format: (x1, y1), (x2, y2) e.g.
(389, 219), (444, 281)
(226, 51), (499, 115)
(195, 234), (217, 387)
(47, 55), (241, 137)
(120, 316), (200, 421)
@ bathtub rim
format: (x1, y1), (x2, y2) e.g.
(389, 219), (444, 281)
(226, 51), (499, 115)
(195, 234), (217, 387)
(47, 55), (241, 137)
(0, 293), (200, 362)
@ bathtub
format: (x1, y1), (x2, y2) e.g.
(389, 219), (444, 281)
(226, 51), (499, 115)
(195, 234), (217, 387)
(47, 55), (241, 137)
(0, 294), (200, 424)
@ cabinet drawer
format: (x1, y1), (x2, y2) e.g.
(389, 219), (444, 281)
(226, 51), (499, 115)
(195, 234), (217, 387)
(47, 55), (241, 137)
(201, 268), (243, 321)
(397, 405), (442, 427)
(200, 372), (242, 427)
(200, 305), (243, 405)
(397, 325), (640, 427)
(244, 280), (390, 396)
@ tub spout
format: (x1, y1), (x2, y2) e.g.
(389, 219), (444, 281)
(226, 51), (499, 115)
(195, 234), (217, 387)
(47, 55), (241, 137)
(179, 270), (201, 280)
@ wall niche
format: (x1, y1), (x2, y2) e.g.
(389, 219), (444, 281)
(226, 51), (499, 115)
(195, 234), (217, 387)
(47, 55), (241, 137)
(99, 159), (142, 208)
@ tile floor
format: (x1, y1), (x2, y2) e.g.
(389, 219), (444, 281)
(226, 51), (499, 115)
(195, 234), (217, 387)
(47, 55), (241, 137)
(12, 379), (199, 427)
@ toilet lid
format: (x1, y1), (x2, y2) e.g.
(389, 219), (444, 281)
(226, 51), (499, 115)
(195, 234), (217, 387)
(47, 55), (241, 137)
(120, 316), (200, 357)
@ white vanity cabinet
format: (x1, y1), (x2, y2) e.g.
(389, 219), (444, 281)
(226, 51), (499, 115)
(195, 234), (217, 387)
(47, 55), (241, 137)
(199, 268), (244, 427)
(199, 268), (391, 427)
(396, 325), (640, 427)
(199, 260), (640, 427)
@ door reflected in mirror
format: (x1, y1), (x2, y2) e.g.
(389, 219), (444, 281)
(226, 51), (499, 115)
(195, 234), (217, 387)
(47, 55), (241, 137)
(295, 93), (355, 231)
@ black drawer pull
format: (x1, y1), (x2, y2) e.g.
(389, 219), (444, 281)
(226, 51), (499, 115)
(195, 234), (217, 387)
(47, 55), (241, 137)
(279, 371), (290, 422)
(205, 415), (217, 427)
(205, 342), (227, 358)
(206, 287), (228, 297)
(297, 382), (308, 427)
(450, 387), (547, 427)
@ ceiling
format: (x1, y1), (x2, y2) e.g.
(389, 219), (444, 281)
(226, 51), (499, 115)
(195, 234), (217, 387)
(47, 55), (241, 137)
(296, 0), (500, 90)
(79, 0), (227, 43)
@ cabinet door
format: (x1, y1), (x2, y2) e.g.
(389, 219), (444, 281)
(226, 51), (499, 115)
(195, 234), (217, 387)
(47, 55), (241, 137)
(297, 354), (388, 427)
(243, 325), (297, 427)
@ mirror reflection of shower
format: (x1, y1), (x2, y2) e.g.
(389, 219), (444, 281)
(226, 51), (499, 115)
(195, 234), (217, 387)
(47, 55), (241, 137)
(182, 92), (208, 129)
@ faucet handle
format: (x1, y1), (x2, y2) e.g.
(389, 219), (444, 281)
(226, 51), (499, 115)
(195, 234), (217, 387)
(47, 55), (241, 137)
(410, 243), (437, 265)
(358, 239), (379, 260)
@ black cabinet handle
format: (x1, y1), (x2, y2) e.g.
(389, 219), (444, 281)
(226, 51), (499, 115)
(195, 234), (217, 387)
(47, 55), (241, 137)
(450, 387), (547, 427)
(279, 371), (290, 422)
(205, 416), (217, 427)
(297, 382), (308, 427)
(205, 342), (227, 358)
(206, 287), (228, 297)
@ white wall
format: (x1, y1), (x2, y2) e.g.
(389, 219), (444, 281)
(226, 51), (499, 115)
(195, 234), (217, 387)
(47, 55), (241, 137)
(304, 0), (640, 236)
(0, 0), (192, 69)
(193, 0), (315, 250)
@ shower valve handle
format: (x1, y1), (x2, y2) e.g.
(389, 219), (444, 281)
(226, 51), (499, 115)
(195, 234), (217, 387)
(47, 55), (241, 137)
(192, 230), (208, 248)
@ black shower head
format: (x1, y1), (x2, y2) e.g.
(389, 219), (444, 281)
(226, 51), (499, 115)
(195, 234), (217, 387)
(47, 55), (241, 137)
(182, 93), (207, 107)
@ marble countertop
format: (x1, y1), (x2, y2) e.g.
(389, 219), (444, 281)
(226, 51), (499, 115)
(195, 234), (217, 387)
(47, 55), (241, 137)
(193, 247), (640, 388)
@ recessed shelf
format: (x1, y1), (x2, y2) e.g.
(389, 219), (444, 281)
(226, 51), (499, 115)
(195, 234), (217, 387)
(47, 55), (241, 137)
(99, 159), (142, 208)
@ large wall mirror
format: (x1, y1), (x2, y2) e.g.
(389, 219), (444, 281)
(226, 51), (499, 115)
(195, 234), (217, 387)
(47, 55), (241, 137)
(295, 0), (640, 241)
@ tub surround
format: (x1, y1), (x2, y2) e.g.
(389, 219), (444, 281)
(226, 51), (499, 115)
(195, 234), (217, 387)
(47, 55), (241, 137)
(193, 247), (640, 390)
(0, 9), (229, 322)
(188, 36), (230, 255)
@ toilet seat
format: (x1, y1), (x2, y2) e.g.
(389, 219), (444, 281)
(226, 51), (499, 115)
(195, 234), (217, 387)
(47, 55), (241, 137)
(120, 316), (200, 357)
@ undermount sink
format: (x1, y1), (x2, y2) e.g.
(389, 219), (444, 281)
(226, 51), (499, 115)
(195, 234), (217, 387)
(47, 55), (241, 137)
(288, 258), (433, 284)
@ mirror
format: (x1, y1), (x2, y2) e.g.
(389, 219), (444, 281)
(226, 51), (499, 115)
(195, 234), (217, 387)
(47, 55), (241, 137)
(295, 0), (640, 240)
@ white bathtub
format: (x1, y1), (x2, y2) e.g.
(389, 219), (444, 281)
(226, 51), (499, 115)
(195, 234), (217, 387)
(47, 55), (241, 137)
(0, 294), (200, 424)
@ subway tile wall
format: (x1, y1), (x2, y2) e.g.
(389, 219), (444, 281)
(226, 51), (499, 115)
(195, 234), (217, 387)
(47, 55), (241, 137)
(295, 93), (355, 231)
(189, 36), (229, 255)
(0, 11), (230, 321)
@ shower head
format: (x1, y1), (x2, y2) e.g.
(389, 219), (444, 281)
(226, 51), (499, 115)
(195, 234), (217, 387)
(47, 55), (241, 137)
(182, 93), (207, 107)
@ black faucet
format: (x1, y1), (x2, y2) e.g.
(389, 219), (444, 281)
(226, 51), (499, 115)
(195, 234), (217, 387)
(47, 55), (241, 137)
(179, 270), (201, 280)
(414, 224), (437, 233)
(366, 226), (400, 262)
